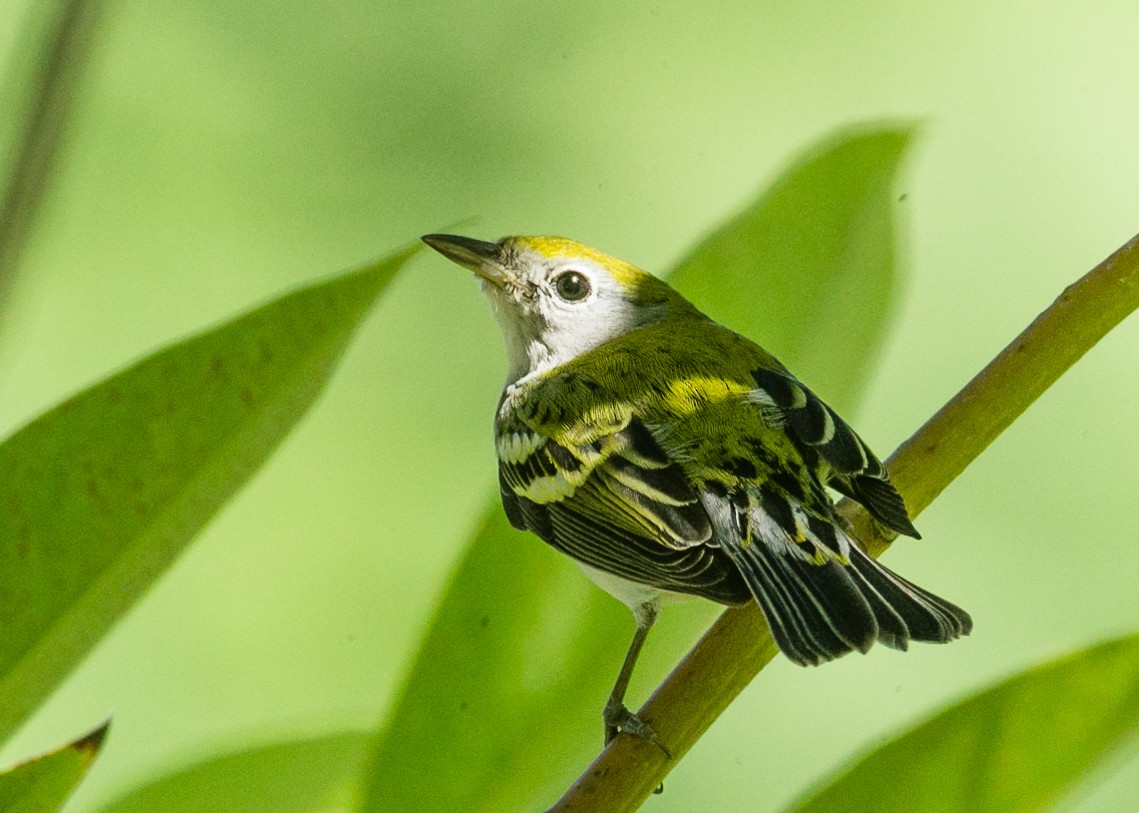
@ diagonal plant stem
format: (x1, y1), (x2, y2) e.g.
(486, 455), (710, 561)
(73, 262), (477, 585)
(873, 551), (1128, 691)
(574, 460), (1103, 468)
(549, 232), (1139, 812)
(0, 0), (104, 318)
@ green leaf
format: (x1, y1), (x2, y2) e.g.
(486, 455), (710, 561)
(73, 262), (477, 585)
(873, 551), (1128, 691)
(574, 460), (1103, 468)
(0, 722), (108, 813)
(790, 634), (1139, 813)
(363, 510), (633, 813)
(93, 732), (368, 813)
(360, 124), (914, 812)
(669, 123), (914, 410)
(0, 246), (416, 744)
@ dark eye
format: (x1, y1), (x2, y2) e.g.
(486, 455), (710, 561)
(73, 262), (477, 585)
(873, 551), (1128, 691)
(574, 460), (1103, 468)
(553, 270), (591, 302)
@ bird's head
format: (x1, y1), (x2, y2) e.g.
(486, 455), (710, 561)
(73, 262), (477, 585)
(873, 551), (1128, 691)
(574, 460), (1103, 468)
(423, 233), (698, 383)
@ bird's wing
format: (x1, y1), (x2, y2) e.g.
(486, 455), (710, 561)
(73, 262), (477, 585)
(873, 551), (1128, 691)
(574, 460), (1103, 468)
(497, 404), (711, 550)
(748, 366), (919, 537)
(496, 387), (747, 603)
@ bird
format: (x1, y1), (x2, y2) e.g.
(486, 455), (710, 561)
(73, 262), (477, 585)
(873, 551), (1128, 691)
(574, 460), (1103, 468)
(422, 232), (972, 751)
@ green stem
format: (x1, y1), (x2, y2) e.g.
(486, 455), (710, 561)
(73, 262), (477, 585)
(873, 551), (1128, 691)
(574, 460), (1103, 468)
(548, 232), (1139, 813)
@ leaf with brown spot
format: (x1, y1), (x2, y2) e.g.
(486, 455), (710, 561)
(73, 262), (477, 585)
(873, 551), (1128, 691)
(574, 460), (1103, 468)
(0, 721), (109, 812)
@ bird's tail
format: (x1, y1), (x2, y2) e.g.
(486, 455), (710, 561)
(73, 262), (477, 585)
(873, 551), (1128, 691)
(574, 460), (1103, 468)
(846, 542), (973, 648)
(719, 501), (971, 666)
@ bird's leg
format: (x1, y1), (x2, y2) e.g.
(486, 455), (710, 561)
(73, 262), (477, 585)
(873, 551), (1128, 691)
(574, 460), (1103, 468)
(602, 601), (670, 757)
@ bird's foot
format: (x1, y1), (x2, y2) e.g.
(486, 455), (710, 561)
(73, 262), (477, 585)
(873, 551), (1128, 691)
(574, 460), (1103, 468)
(603, 701), (671, 758)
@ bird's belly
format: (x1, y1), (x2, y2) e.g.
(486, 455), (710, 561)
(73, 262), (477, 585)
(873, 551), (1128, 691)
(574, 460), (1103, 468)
(575, 562), (692, 611)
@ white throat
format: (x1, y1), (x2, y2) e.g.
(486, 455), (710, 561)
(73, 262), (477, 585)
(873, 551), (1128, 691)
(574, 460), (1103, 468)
(492, 306), (567, 384)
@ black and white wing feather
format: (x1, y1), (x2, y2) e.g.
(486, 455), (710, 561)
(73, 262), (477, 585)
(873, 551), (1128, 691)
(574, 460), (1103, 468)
(497, 416), (748, 605)
(750, 366), (920, 537)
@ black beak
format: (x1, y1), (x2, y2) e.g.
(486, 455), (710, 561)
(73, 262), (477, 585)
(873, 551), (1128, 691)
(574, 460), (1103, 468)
(421, 233), (509, 286)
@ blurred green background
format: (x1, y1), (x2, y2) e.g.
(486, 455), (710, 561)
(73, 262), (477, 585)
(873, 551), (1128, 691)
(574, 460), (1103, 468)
(1, 1), (1137, 811)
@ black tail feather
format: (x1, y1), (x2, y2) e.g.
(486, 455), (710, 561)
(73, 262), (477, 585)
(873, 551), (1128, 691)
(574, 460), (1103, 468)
(723, 540), (880, 666)
(723, 537), (971, 666)
(847, 544), (973, 642)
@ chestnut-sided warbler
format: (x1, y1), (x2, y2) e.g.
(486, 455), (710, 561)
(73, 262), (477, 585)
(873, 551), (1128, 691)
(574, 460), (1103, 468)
(423, 233), (971, 749)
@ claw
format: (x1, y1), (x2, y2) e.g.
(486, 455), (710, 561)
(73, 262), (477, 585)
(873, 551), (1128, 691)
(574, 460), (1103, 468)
(603, 702), (672, 758)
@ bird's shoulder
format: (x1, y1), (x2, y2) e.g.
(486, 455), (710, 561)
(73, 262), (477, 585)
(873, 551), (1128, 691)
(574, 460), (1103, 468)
(500, 318), (776, 430)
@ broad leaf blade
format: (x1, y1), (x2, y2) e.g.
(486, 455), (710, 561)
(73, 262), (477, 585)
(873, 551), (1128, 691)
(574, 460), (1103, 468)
(0, 722), (108, 813)
(790, 634), (1139, 813)
(93, 732), (368, 813)
(670, 124), (914, 410)
(0, 246), (415, 743)
(361, 125), (914, 812)
(363, 511), (631, 813)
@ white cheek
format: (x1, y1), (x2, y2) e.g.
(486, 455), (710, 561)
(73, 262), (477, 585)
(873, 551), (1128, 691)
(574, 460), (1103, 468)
(549, 295), (636, 355)
(490, 274), (651, 383)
